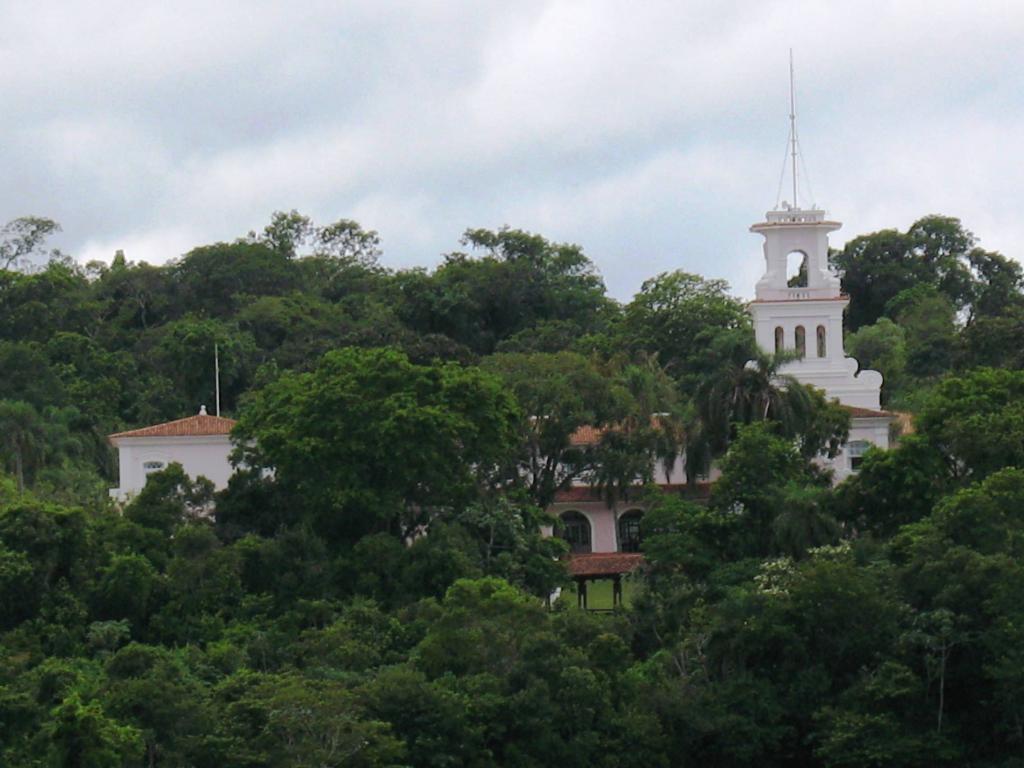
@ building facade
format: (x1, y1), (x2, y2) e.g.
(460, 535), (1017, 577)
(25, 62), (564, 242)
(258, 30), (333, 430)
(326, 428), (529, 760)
(748, 204), (893, 482)
(551, 204), (896, 558)
(108, 406), (237, 501)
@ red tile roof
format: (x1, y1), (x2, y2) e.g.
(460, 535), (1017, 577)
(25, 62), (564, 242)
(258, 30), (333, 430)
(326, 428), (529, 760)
(553, 483), (711, 503)
(843, 405), (894, 419)
(567, 552), (645, 578)
(569, 424), (604, 446)
(568, 416), (678, 447)
(109, 413), (237, 440)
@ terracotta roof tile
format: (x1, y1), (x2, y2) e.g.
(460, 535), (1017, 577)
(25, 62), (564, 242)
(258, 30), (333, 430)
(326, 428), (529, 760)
(568, 416), (678, 447)
(553, 483), (711, 503)
(569, 425), (604, 446)
(843, 405), (894, 419)
(567, 552), (645, 577)
(109, 413), (237, 440)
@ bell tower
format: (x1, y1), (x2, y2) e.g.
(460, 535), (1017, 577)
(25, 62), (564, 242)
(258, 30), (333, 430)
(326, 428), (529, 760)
(749, 206), (883, 410)
(748, 52), (884, 411)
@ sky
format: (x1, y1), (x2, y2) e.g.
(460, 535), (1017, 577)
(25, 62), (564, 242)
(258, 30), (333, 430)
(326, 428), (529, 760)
(2, 0), (1022, 301)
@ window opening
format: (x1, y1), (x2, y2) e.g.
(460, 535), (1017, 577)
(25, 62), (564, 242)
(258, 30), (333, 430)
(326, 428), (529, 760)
(560, 511), (592, 554)
(618, 510), (643, 552)
(848, 441), (870, 471)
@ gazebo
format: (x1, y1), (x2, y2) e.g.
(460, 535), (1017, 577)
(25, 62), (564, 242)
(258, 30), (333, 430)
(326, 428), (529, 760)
(566, 552), (645, 610)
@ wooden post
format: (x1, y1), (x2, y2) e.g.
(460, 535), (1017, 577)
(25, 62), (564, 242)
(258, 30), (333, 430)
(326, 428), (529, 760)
(613, 575), (622, 608)
(578, 579), (588, 610)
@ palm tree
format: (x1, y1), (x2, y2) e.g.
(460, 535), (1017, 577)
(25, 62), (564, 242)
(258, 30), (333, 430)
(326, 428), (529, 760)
(772, 484), (840, 558)
(689, 350), (814, 479)
(591, 355), (685, 531)
(612, 354), (688, 484)
(0, 400), (46, 492)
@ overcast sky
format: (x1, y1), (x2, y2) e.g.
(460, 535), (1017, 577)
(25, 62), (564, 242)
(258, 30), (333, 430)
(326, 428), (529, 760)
(2, 1), (1022, 300)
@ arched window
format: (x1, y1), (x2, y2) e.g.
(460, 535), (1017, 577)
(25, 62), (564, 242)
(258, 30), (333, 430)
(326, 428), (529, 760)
(559, 511), (592, 554)
(142, 460), (166, 474)
(774, 326), (784, 353)
(816, 325), (827, 358)
(794, 326), (806, 357)
(618, 510), (644, 552)
(786, 251), (808, 287)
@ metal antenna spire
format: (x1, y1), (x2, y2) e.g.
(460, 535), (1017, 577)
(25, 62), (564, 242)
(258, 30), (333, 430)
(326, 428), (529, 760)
(789, 48), (798, 208)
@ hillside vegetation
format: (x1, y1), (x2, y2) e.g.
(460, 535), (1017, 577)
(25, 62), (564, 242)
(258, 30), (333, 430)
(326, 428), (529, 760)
(2, 212), (1024, 766)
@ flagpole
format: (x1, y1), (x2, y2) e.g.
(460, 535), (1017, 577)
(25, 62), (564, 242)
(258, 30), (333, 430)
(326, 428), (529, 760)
(214, 343), (221, 417)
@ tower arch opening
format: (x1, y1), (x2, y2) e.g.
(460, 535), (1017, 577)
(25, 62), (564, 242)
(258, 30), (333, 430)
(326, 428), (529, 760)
(786, 250), (808, 287)
(816, 325), (827, 358)
(795, 325), (806, 357)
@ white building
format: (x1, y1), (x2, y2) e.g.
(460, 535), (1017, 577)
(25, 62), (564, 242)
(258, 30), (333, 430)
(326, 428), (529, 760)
(108, 406), (237, 501)
(748, 205), (894, 481)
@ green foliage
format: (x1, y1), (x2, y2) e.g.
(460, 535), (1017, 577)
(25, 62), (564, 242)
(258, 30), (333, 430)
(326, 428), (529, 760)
(484, 351), (619, 506)
(834, 215), (976, 331)
(3, 208), (1024, 766)
(234, 347), (518, 541)
(711, 422), (822, 557)
(45, 692), (142, 767)
(833, 435), (951, 537)
(621, 270), (754, 388)
(916, 367), (1024, 480)
(846, 318), (907, 404)
(395, 227), (612, 355)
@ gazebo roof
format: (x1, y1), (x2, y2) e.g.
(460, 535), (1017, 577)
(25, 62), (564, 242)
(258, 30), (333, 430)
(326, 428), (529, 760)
(567, 552), (645, 578)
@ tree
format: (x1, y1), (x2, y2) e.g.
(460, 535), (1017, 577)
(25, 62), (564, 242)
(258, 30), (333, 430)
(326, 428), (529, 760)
(124, 463), (214, 536)
(832, 435), (951, 538)
(771, 484), (839, 559)
(888, 286), (957, 380)
(150, 316), (258, 414)
(833, 215), (976, 331)
(0, 216), (62, 271)
(251, 209), (382, 264)
(0, 400), (45, 491)
(45, 692), (142, 768)
(846, 318), (907, 405)
(220, 672), (404, 767)
(966, 248), (1024, 321)
(691, 350), (847, 474)
(170, 241), (297, 318)
(415, 577), (547, 679)
(888, 469), (1024, 760)
(710, 422), (811, 556)
(916, 368), (1024, 481)
(234, 347), (519, 542)
(621, 270), (753, 388)
(395, 227), (612, 355)
(483, 351), (619, 507)
(103, 644), (215, 766)
(956, 305), (1024, 371)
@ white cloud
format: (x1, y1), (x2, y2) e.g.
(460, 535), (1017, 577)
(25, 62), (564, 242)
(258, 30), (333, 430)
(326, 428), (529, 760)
(0, 0), (1022, 300)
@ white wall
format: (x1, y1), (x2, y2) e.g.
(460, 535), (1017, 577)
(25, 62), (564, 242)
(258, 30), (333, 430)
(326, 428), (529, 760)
(110, 435), (235, 500)
(830, 417), (891, 483)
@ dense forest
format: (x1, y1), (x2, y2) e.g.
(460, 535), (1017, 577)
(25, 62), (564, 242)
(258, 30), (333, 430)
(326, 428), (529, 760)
(2, 210), (1024, 766)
